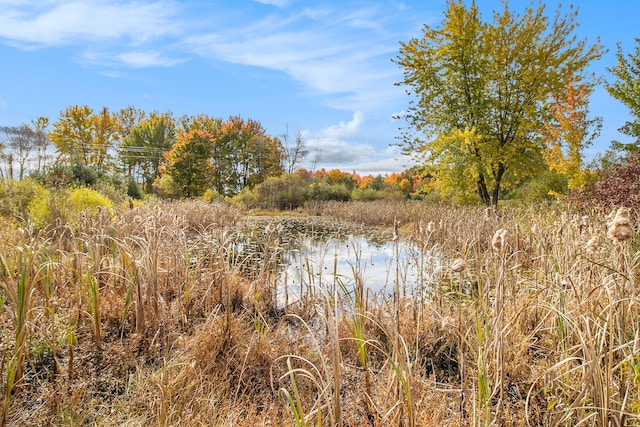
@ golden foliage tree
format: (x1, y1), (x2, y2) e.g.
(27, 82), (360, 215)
(50, 105), (119, 170)
(121, 113), (176, 191)
(395, 0), (603, 206)
(606, 37), (640, 152)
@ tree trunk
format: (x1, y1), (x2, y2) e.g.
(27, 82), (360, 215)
(477, 172), (491, 206)
(490, 163), (506, 208)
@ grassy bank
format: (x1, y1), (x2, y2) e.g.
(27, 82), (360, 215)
(0, 200), (638, 426)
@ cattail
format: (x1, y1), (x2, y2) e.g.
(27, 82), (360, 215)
(531, 223), (540, 235)
(491, 228), (508, 252)
(607, 207), (633, 243)
(585, 235), (599, 254)
(451, 258), (466, 273)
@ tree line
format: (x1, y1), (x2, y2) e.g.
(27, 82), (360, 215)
(0, 103), (428, 204)
(0, 106), (308, 199)
(2, 0), (640, 206)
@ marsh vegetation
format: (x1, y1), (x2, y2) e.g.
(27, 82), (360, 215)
(0, 199), (638, 426)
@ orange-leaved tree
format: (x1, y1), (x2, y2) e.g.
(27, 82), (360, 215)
(160, 130), (215, 198)
(542, 73), (601, 189)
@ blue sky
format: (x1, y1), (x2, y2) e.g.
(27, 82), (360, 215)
(0, 0), (638, 175)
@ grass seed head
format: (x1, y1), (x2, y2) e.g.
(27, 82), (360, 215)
(451, 258), (466, 273)
(585, 235), (599, 254)
(491, 228), (508, 252)
(607, 206), (633, 243)
(531, 223), (540, 235)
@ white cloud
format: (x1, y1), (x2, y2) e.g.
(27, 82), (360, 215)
(348, 155), (417, 176)
(252, 0), (290, 7)
(300, 112), (414, 174)
(0, 0), (181, 48)
(185, 4), (411, 112)
(0, 98), (7, 109)
(302, 112), (369, 164)
(81, 50), (184, 69)
(0, 1), (420, 113)
(117, 51), (184, 68)
(317, 111), (365, 138)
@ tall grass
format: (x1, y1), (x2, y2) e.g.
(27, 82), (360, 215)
(0, 199), (637, 426)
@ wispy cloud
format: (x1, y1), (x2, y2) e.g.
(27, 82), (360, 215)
(116, 51), (184, 68)
(302, 112), (369, 164)
(0, 1), (423, 113)
(0, 0), (181, 48)
(252, 0), (290, 7)
(185, 4), (418, 112)
(0, 0), (429, 173)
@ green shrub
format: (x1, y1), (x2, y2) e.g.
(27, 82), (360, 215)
(232, 174), (308, 210)
(37, 162), (100, 187)
(27, 190), (55, 229)
(0, 178), (48, 221)
(351, 188), (384, 201)
(305, 182), (351, 202)
(126, 177), (144, 200)
(28, 187), (114, 229)
(153, 175), (182, 199)
(508, 170), (568, 205)
(202, 189), (225, 203)
(34, 162), (133, 204)
(67, 187), (114, 215)
(231, 187), (258, 209)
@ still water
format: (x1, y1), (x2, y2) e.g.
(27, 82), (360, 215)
(239, 217), (442, 306)
(247, 219), (444, 306)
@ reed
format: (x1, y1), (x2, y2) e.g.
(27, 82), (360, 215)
(0, 200), (637, 425)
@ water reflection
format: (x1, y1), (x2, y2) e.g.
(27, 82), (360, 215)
(239, 217), (442, 307)
(278, 234), (441, 306)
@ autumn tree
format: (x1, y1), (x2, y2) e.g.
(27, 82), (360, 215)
(0, 142), (7, 180)
(160, 130), (215, 198)
(215, 116), (283, 195)
(179, 113), (224, 135)
(179, 114), (226, 192)
(0, 119), (51, 179)
(115, 106), (146, 141)
(395, 0), (602, 206)
(121, 113), (175, 192)
(170, 114), (283, 196)
(606, 37), (640, 153)
(385, 172), (413, 197)
(325, 169), (356, 189)
(91, 106), (118, 170)
(50, 105), (119, 171)
(542, 74), (601, 189)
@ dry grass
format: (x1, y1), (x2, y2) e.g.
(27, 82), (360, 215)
(0, 199), (638, 426)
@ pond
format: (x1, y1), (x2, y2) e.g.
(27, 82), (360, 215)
(241, 217), (442, 307)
